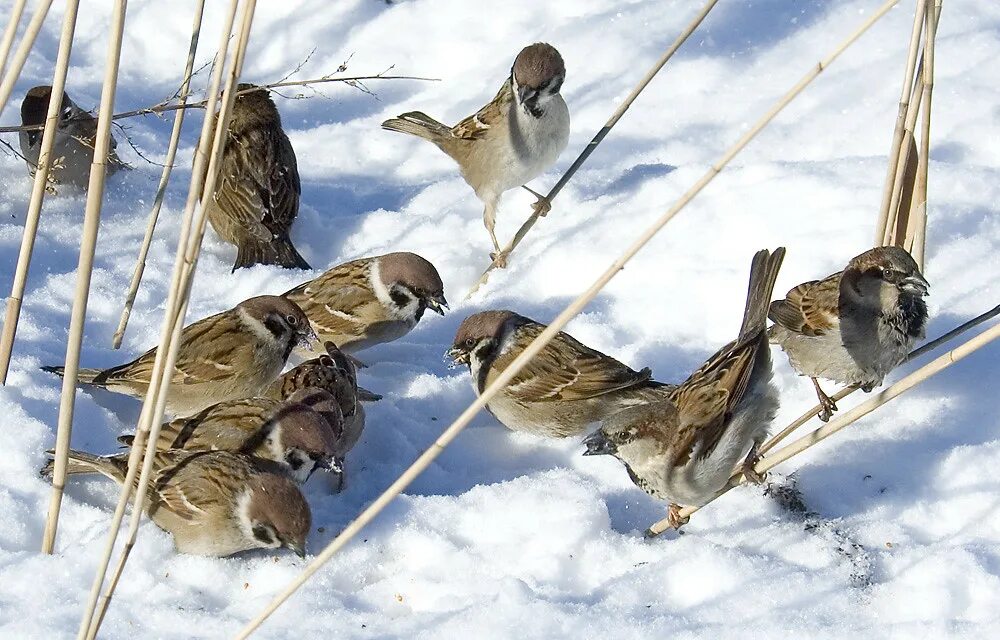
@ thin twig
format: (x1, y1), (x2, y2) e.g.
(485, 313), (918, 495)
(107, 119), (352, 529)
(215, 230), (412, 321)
(234, 4), (900, 636)
(0, 0), (28, 77)
(464, 0), (722, 299)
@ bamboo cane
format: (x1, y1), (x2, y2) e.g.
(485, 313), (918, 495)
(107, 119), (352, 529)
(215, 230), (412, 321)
(759, 303), (1000, 458)
(906, 0), (938, 269)
(0, 0), (52, 114)
(111, 0), (207, 349)
(0, 0), (28, 77)
(80, 4), (257, 639)
(234, 4), (900, 636)
(647, 318), (1000, 537)
(41, 0), (130, 555)
(0, 0), (77, 385)
(464, 0), (721, 300)
(873, 0), (925, 245)
(74, 3), (242, 638)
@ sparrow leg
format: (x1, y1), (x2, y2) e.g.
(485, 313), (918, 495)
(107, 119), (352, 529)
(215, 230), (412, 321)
(667, 503), (690, 530)
(483, 201), (509, 268)
(811, 377), (838, 422)
(521, 185), (552, 217)
(740, 442), (766, 485)
(331, 457), (346, 493)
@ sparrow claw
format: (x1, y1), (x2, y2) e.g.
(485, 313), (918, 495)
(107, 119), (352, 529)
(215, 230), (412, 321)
(667, 503), (690, 530)
(812, 378), (838, 422)
(490, 250), (509, 269)
(741, 444), (766, 485)
(522, 185), (552, 217)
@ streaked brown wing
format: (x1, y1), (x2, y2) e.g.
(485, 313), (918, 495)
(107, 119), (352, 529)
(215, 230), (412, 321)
(158, 398), (277, 450)
(152, 451), (238, 521)
(284, 262), (379, 340)
(768, 273), (840, 336)
(451, 82), (512, 140)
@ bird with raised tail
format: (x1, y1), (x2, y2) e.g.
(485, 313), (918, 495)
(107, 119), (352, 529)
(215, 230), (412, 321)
(583, 248), (786, 530)
(446, 310), (676, 438)
(382, 43), (569, 267)
(768, 245), (929, 420)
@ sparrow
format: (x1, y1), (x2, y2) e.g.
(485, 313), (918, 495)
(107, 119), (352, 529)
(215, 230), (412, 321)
(19, 85), (125, 191)
(43, 449), (310, 557)
(583, 248), (786, 529)
(768, 245), (929, 420)
(284, 252), (448, 354)
(42, 295), (316, 417)
(266, 342), (364, 491)
(204, 83), (309, 271)
(110, 389), (341, 484)
(382, 43), (570, 267)
(446, 310), (676, 438)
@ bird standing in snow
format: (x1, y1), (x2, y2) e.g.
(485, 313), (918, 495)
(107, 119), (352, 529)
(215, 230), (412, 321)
(583, 248), (785, 529)
(447, 310), (676, 438)
(19, 85), (126, 191)
(768, 246), (929, 420)
(205, 83), (309, 271)
(382, 43), (570, 267)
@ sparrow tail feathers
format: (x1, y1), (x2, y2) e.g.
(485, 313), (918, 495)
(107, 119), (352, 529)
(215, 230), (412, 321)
(233, 237), (311, 271)
(381, 111), (452, 142)
(739, 247), (786, 343)
(40, 449), (126, 482)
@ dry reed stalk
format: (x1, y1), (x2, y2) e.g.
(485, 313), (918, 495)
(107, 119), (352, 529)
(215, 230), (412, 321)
(0, 0), (77, 384)
(41, 0), (130, 555)
(464, 0), (721, 299)
(906, 0), (939, 269)
(234, 3), (900, 636)
(654, 318), (1000, 535)
(873, 0), (926, 245)
(0, 0), (52, 113)
(80, 4), (258, 638)
(74, 3), (243, 638)
(0, 0), (28, 76)
(111, 0), (207, 349)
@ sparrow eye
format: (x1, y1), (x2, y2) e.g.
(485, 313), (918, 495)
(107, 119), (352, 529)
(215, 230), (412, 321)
(464, 338), (475, 348)
(319, 355), (334, 367)
(286, 314), (298, 326)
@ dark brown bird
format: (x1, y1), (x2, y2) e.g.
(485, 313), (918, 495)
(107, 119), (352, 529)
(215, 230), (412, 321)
(769, 246), (929, 420)
(205, 83), (309, 271)
(19, 85), (125, 190)
(584, 248), (786, 529)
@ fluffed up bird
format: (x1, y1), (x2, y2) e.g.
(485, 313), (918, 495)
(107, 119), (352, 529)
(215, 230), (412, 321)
(19, 85), (125, 191)
(42, 295), (316, 417)
(768, 245), (929, 420)
(204, 83), (309, 271)
(110, 389), (341, 484)
(583, 248), (786, 530)
(266, 342), (364, 491)
(447, 310), (676, 438)
(382, 43), (569, 267)
(284, 252), (447, 355)
(42, 449), (310, 557)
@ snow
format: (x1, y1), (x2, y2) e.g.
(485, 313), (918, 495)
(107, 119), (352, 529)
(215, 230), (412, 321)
(1, 0), (999, 638)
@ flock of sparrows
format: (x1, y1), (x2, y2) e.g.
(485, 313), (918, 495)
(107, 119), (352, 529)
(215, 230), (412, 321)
(25, 42), (931, 557)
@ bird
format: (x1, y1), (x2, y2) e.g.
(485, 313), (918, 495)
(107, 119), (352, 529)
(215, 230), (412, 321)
(19, 85), (125, 191)
(107, 389), (341, 485)
(583, 248), (786, 530)
(266, 342), (364, 491)
(42, 295), (316, 417)
(382, 42), (570, 267)
(446, 310), (676, 438)
(283, 252), (448, 355)
(42, 449), (310, 557)
(204, 83), (309, 271)
(768, 245), (929, 420)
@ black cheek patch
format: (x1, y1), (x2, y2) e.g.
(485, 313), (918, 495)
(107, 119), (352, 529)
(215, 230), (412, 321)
(263, 315), (287, 339)
(389, 288), (411, 309)
(252, 523), (275, 546)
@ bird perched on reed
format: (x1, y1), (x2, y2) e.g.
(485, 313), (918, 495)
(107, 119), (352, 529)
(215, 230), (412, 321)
(19, 85), (125, 191)
(42, 295), (316, 417)
(267, 342), (365, 490)
(107, 389), (341, 485)
(382, 43), (569, 267)
(284, 252), (447, 355)
(583, 248), (786, 530)
(447, 310), (675, 438)
(204, 83), (309, 271)
(768, 246), (929, 420)
(43, 449), (310, 557)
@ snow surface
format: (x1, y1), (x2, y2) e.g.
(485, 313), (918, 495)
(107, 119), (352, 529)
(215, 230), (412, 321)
(1, 0), (999, 638)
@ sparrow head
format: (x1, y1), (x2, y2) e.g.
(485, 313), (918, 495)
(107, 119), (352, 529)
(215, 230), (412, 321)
(239, 295), (317, 351)
(511, 43), (565, 116)
(230, 83), (281, 131)
(845, 246), (930, 302)
(278, 353), (358, 419)
(244, 470), (311, 557)
(583, 401), (678, 464)
(21, 85), (77, 145)
(267, 398), (340, 482)
(378, 252), (448, 317)
(286, 387), (346, 440)
(447, 310), (518, 368)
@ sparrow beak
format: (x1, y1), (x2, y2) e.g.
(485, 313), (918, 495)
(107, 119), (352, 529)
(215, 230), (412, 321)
(900, 273), (930, 296)
(425, 295), (449, 316)
(287, 540), (307, 559)
(517, 84), (539, 107)
(582, 430), (616, 457)
(445, 346), (469, 368)
(298, 326), (319, 350)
